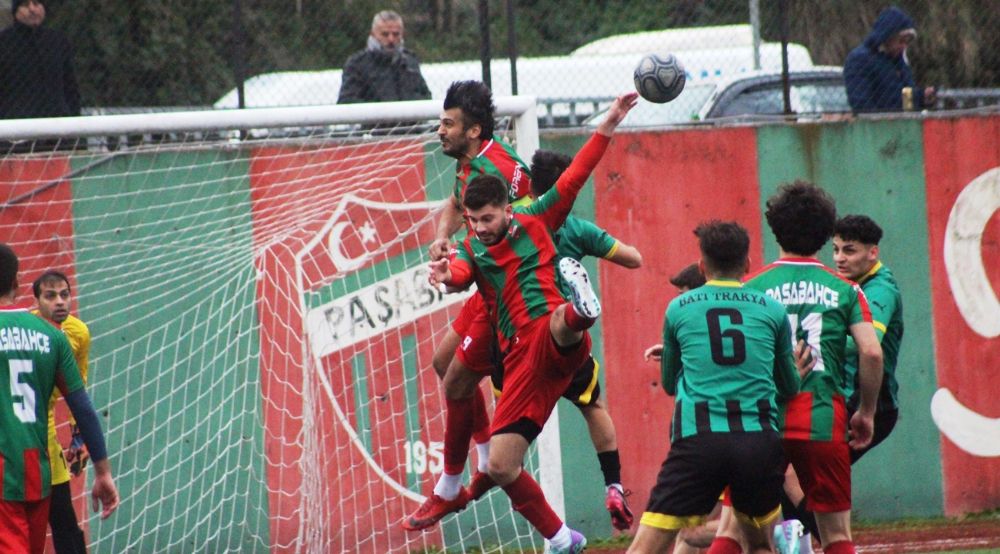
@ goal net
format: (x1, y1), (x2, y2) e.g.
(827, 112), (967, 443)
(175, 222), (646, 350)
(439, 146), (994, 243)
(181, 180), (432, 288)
(0, 99), (558, 553)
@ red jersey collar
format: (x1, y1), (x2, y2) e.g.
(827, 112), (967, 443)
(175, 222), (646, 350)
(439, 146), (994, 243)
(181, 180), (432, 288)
(475, 139), (495, 159)
(774, 256), (823, 266)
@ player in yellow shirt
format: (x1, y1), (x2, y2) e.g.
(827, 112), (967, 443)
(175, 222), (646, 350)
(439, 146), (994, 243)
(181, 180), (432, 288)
(33, 271), (90, 554)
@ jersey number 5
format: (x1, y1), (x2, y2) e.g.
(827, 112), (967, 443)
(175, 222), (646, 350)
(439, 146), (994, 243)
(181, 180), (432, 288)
(706, 308), (747, 365)
(9, 359), (37, 423)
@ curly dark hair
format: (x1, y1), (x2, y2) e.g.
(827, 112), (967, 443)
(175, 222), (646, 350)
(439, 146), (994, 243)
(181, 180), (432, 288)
(443, 80), (495, 141)
(530, 149), (572, 197)
(835, 214), (883, 245)
(764, 180), (836, 256)
(669, 262), (706, 290)
(0, 243), (18, 298)
(694, 220), (750, 275)
(463, 174), (508, 210)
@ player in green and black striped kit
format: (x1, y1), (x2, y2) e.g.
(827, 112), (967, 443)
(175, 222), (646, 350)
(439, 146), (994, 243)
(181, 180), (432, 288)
(628, 221), (801, 554)
(833, 215), (903, 462)
(736, 182), (884, 554)
(0, 244), (118, 554)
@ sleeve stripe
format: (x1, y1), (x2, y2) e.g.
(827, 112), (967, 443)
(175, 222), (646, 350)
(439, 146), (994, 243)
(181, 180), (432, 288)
(873, 321), (887, 333)
(602, 241), (620, 259)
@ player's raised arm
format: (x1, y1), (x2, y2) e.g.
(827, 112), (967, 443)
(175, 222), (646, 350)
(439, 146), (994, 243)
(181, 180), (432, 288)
(597, 92), (639, 137)
(528, 93), (638, 231)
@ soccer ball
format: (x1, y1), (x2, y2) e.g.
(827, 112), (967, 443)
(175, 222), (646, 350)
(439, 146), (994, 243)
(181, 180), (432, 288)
(633, 53), (686, 103)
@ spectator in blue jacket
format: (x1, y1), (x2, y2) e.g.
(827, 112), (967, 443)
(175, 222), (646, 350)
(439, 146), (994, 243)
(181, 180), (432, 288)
(843, 6), (936, 113)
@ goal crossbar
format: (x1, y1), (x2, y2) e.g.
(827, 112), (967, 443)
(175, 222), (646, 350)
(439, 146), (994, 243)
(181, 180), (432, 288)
(0, 96), (539, 141)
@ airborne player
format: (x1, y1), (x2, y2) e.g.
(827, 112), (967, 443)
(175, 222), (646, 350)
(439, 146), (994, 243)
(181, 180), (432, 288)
(404, 80), (533, 531)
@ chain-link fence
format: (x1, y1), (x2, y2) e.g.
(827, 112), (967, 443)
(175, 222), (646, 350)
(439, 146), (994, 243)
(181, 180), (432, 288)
(2, 0), (999, 128)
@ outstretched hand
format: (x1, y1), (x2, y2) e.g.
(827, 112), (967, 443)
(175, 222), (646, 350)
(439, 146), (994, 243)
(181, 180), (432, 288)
(644, 343), (664, 362)
(597, 92), (640, 136)
(428, 238), (452, 262)
(428, 258), (451, 287)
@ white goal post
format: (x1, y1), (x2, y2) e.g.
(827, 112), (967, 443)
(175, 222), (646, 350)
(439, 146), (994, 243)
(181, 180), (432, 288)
(0, 97), (574, 554)
(0, 97), (539, 152)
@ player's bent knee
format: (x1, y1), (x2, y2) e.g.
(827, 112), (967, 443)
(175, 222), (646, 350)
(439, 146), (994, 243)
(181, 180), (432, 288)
(432, 330), (461, 379)
(442, 362), (479, 400)
(431, 353), (450, 379)
(486, 460), (520, 485)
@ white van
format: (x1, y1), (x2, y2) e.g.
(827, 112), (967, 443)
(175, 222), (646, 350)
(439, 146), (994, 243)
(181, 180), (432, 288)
(214, 28), (814, 126)
(570, 24), (755, 56)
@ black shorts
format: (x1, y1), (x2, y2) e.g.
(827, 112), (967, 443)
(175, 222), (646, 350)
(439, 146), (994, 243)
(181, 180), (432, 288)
(492, 355), (602, 407)
(641, 432), (785, 530)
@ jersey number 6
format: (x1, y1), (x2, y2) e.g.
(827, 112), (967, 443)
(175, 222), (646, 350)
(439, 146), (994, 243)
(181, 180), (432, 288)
(706, 308), (747, 366)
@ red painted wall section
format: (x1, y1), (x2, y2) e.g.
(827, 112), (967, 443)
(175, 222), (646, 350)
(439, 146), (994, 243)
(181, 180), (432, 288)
(922, 117), (1000, 515)
(247, 141), (439, 551)
(0, 156), (86, 552)
(0, 157), (78, 306)
(593, 128), (763, 513)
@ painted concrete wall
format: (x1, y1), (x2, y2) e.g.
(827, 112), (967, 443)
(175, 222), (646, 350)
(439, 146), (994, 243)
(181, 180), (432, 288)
(2, 112), (997, 553)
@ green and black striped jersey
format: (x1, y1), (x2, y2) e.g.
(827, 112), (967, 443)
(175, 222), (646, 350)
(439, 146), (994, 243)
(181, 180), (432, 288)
(661, 279), (800, 442)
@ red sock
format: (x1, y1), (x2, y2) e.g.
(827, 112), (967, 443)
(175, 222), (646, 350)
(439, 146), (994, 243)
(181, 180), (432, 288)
(824, 540), (856, 554)
(707, 537), (742, 554)
(563, 303), (595, 331)
(443, 396), (474, 475)
(501, 470), (563, 538)
(471, 387), (491, 445)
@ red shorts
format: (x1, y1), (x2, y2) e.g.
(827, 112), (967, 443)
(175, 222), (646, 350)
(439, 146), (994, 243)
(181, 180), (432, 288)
(0, 496), (51, 554)
(451, 294), (497, 374)
(490, 314), (592, 434)
(783, 439), (851, 512)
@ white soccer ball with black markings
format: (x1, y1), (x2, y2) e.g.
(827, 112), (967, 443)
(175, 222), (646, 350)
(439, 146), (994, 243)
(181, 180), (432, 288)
(633, 53), (686, 104)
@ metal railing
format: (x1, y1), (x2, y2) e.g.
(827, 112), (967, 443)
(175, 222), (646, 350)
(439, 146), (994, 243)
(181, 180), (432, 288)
(935, 89), (1000, 110)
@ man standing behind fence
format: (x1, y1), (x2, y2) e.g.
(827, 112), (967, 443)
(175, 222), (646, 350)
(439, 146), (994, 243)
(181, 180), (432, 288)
(337, 10), (432, 104)
(843, 6), (935, 113)
(0, 0), (80, 119)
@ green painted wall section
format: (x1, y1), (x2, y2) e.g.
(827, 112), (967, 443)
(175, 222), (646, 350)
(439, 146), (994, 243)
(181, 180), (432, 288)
(47, 121), (954, 553)
(755, 121), (944, 519)
(352, 353), (373, 451)
(68, 150), (269, 552)
(401, 334), (422, 492)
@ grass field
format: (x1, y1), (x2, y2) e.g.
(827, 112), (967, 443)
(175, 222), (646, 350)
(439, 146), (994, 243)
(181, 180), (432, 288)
(577, 512), (1000, 553)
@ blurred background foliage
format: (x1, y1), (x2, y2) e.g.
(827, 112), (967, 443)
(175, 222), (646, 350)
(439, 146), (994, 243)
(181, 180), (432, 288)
(2, 0), (997, 107)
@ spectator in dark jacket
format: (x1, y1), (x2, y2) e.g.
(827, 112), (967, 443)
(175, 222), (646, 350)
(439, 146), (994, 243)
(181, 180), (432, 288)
(337, 10), (432, 104)
(844, 6), (935, 113)
(0, 0), (80, 119)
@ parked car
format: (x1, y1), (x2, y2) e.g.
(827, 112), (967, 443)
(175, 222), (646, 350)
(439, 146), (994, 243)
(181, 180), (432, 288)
(585, 67), (850, 127)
